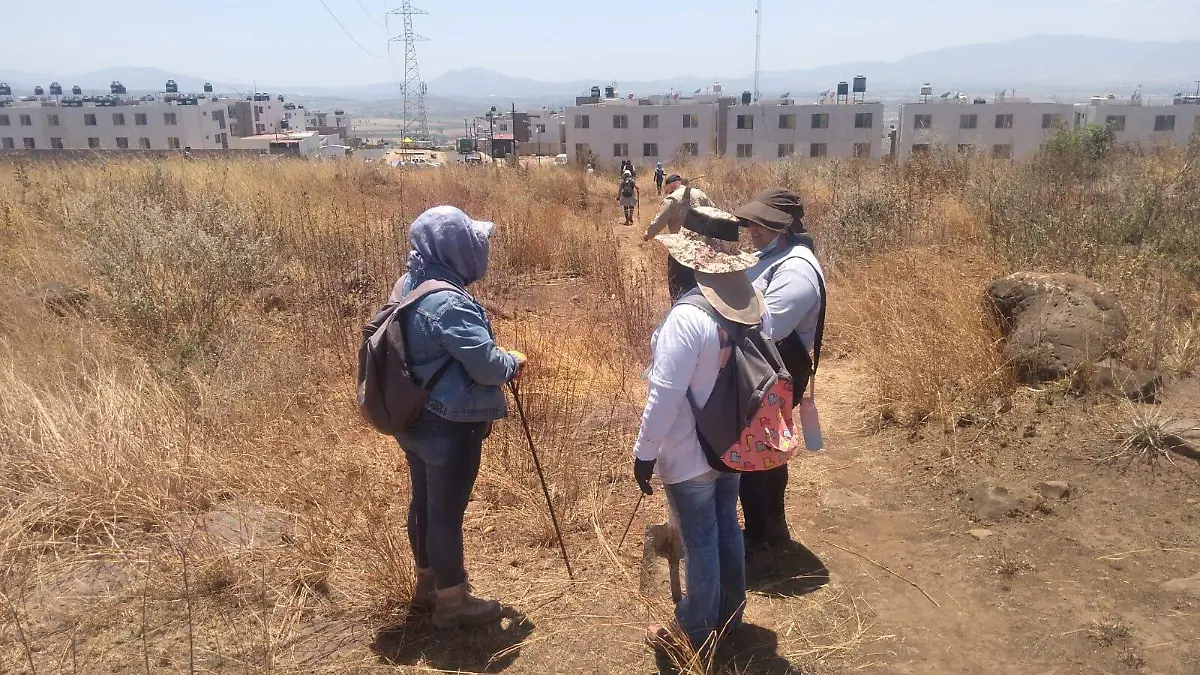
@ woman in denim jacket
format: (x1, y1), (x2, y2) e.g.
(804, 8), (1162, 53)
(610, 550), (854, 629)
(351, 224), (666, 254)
(390, 205), (525, 629)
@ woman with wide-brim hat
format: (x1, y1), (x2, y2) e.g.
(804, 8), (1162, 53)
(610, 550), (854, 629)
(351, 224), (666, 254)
(731, 188), (826, 550)
(631, 205), (769, 653)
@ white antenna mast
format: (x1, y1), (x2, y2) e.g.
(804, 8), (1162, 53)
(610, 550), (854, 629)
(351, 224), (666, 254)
(753, 0), (763, 102)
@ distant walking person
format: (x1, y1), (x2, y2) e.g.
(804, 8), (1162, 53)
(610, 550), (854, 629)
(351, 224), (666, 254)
(644, 174), (714, 300)
(619, 169), (640, 226)
(732, 188), (826, 551)
(390, 206), (527, 629)
(654, 162), (665, 195)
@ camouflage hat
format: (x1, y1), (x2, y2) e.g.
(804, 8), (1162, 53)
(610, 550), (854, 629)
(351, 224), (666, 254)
(655, 206), (759, 274)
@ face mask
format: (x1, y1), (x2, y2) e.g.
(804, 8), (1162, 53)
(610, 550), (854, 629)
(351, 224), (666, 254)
(757, 234), (784, 258)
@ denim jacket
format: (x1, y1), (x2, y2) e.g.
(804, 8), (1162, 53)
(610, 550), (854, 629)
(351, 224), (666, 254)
(391, 266), (519, 422)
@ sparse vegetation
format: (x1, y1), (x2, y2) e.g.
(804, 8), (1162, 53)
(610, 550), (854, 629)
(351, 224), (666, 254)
(1, 144), (1198, 671)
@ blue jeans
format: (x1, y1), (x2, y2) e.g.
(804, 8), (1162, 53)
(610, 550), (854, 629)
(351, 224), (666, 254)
(395, 409), (488, 590)
(665, 473), (746, 649)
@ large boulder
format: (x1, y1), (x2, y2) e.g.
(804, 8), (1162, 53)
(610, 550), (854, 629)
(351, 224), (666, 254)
(986, 273), (1128, 384)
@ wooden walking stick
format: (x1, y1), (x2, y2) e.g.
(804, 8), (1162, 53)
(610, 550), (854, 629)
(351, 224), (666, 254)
(507, 380), (574, 580)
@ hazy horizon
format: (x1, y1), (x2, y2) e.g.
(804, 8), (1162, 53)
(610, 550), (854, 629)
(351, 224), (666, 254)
(3, 0), (1200, 88)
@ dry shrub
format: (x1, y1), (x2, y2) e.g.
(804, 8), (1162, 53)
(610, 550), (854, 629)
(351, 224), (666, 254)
(835, 249), (1009, 427)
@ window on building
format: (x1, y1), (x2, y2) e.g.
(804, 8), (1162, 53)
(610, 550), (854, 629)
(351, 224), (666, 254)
(227, 105), (238, 119)
(212, 110), (225, 130)
(810, 143), (827, 158)
(0, 138), (13, 149)
(613, 142), (629, 157)
(958, 144), (974, 153)
(779, 114), (796, 130)
(84, 114), (97, 126)
(811, 113), (829, 129)
(960, 114), (978, 130)
(164, 113), (177, 126)
(995, 114), (1014, 129)
(574, 114), (590, 129)
(678, 142), (699, 156)
(643, 143), (659, 157)
(853, 142), (871, 158)
(88, 137), (101, 149)
(612, 114), (628, 130)
(992, 144), (1013, 158)
(643, 114), (659, 129)
(778, 143), (795, 158)
(23, 138), (35, 149)
(854, 112), (874, 129)
(1154, 115), (1176, 132)
(535, 124), (546, 133)
(1042, 113), (1062, 129)
(1105, 115), (1126, 131)
(499, 124), (508, 131)
(168, 137), (181, 149)
(135, 113), (148, 126)
(116, 137), (129, 149)
(19, 114), (32, 126)
(112, 113), (125, 126)
(736, 143), (753, 158)
(737, 114), (754, 130)
(48, 114), (59, 126)
(911, 143), (931, 154)
(683, 114), (699, 129)
(914, 114), (932, 130)
(139, 138), (151, 149)
(574, 142), (590, 160)
(50, 137), (63, 150)
(256, 123), (266, 134)
(0, 115), (9, 126)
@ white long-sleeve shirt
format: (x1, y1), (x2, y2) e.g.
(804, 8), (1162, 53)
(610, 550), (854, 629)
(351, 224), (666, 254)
(632, 290), (772, 485)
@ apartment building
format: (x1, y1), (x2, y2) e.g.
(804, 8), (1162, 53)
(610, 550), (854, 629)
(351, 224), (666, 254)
(897, 99), (1076, 164)
(563, 94), (723, 169)
(521, 107), (566, 157)
(304, 107), (353, 141)
(0, 97), (234, 151)
(1081, 98), (1199, 148)
(725, 100), (885, 161)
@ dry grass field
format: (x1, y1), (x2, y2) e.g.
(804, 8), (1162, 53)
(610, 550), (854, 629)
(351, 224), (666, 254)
(1, 141), (1199, 673)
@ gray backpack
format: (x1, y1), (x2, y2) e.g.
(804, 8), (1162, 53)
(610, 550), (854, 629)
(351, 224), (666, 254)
(677, 295), (798, 473)
(356, 278), (462, 434)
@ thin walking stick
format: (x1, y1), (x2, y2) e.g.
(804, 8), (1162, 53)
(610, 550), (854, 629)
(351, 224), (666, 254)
(507, 380), (574, 580)
(618, 493), (644, 550)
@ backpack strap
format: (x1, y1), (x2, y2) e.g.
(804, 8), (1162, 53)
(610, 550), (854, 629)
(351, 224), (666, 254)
(389, 276), (468, 390)
(789, 257), (827, 376)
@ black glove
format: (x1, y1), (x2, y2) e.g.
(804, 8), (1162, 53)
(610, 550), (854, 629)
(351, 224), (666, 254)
(634, 458), (656, 495)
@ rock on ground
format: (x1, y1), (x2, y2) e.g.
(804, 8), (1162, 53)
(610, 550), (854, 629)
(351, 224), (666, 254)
(1163, 419), (1200, 461)
(967, 480), (1044, 520)
(985, 272), (1128, 384)
(1035, 481), (1072, 500)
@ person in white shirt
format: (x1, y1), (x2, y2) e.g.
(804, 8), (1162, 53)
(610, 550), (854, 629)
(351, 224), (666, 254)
(731, 188), (826, 550)
(633, 206), (769, 652)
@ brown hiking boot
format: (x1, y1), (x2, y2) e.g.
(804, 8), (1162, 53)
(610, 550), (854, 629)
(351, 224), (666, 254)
(411, 568), (436, 611)
(432, 583), (503, 629)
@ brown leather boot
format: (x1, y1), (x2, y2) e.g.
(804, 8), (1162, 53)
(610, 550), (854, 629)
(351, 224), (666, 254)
(411, 568), (436, 611)
(432, 583), (503, 629)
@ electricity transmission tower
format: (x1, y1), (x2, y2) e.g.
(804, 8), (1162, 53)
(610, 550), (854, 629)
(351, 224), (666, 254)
(387, 1), (429, 142)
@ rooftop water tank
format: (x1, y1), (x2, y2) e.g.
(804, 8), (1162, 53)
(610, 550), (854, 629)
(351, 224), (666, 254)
(604, 85), (616, 98)
(852, 75), (867, 94)
(166, 80), (178, 94)
(0, 82), (10, 96)
(110, 81), (126, 95)
(741, 90), (752, 105)
(49, 82), (63, 96)
(203, 82), (213, 93)
(590, 86), (601, 98)
(34, 85), (45, 96)
(836, 81), (849, 97)
(71, 85), (82, 95)
(920, 84), (934, 97)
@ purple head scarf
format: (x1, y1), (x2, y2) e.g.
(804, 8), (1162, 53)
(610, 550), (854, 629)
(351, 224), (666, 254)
(406, 206), (494, 287)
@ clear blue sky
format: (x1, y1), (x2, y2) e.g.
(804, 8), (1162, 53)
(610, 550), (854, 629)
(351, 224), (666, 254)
(2, 0), (1198, 87)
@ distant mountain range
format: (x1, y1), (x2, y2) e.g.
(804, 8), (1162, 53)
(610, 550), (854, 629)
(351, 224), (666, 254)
(4, 35), (1198, 102)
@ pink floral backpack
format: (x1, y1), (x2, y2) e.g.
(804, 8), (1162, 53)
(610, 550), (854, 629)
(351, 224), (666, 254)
(678, 296), (798, 473)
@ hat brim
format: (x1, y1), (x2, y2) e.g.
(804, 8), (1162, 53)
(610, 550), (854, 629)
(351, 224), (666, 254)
(655, 231), (759, 274)
(696, 271), (765, 326)
(732, 200), (791, 233)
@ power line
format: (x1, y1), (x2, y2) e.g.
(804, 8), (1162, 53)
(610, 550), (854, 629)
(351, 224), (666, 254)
(317, 0), (384, 58)
(355, 0), (386, 30)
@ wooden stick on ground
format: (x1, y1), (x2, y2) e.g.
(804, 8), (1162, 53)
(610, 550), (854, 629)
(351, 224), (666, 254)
(817, 536), (942, 608)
